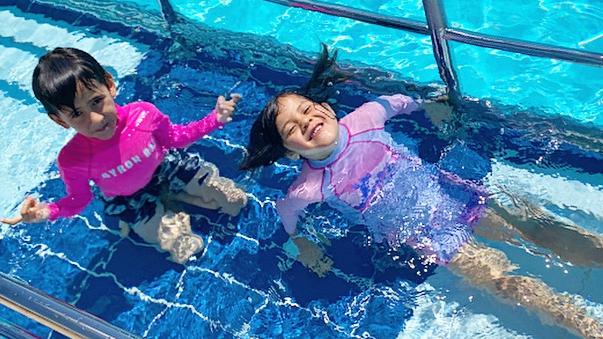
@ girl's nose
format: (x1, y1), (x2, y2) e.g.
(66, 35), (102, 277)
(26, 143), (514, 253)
(302, 116), (312, 133)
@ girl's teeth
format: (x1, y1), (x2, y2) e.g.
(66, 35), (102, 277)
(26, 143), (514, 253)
(312, 125), (322, 138)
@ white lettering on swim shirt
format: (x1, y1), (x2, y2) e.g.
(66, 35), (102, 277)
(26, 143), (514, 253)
(135, 110), (148, 127)
(142, 140), (156, 158)
(100, 140), (157, 179)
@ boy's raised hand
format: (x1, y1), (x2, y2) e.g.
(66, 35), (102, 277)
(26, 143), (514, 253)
(1, 197), (49, 225)
(215, 93), (242, 124)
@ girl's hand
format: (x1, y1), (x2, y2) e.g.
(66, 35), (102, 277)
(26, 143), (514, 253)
(422, 95), (453, 127)
(215, 93), (242, 124)
(1, 197), (50, 225)
(292, 236), (333, 277)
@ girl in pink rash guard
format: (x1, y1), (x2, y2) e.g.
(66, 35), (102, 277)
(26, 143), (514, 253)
(240, 45), (603, 337)
(1, 47), (247, 264)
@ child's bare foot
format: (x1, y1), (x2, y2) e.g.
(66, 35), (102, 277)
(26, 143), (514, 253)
(157, 212), (205, 264)
(169, 233), (204, 264)
(207, 177), (247, 216)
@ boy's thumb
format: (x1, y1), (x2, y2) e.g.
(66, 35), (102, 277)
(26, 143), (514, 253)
(230, 93), (242, 103)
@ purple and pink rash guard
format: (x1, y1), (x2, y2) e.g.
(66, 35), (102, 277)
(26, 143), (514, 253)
(47, 101), (223, 221)
(276, 94), (485, 263)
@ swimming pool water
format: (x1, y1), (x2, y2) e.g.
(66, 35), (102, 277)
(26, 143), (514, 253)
(0, 1), (602, 338)
(170, 0), (603, 126)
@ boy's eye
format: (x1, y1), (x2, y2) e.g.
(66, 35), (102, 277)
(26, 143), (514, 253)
(71, 109), (82, 118)
(303, 105), (311, 114)
(92, 96), (103, 105)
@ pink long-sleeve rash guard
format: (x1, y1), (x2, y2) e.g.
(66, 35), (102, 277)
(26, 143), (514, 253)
(47, 102), (223, 220)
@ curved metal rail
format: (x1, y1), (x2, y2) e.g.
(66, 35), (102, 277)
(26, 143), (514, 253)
(264, 0), (603, 104)
(0, 273), (138, 339)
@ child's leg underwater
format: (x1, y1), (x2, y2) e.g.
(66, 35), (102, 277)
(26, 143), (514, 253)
(128, 202), (204, 264)
(172, 191), (222, 210)
(486, 197), (603, 267)
(181, 159), (247, 216)
(448, 241), (603, 338)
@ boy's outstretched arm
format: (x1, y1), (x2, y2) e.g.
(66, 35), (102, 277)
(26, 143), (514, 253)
(1, 197), (49, 224)
(2, 162), (92, 225)
(152, 94), (241, 149)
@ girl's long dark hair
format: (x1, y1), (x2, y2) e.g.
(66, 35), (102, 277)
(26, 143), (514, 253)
(240, 43), (348, 170)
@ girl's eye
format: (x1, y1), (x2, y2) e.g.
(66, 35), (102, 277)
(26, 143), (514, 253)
(287, 125), (296, 136)
(303, 105), (311, 114)
(71, 110), (82, 118)
(92, 97), (103, 106)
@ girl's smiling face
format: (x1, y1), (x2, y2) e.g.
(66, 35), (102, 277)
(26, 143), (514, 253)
(275, 94), (339, 160)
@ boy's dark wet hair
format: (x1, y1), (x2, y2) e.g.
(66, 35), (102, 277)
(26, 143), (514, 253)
(32, 47), (110, 116)
(240, 43), (348, 170)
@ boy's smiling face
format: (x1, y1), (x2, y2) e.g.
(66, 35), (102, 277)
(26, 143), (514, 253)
(51, 75), (119, 140)
(275, 94), (339, 160)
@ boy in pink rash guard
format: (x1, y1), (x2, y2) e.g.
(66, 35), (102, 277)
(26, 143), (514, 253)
(240, 45), (603, 337)
(47, 100), (224, 220)
(1, 47), (247, 264)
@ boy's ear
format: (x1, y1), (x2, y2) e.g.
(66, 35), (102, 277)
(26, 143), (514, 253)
(49, 113), (70, 129)
(285, 151), (300, 160)
(105, 73), (116, 97)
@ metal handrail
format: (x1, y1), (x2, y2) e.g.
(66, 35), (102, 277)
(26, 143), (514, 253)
(0, 273), (138, 339)
(445, 28), (603, 66)
(264, 0), (603, 67)
(422, 0), (461, 105)
(0, 316), (39, 339)
(264, 0), (429, 35)
(264, 0), (603, 102)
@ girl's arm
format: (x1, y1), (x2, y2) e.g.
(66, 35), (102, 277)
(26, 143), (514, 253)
(277, 168), (332, 276)
(276, 195), (314, 235)
(275, 166), (324, 235)
(342, 94), (420, 131)
(374, 94), (421, 122)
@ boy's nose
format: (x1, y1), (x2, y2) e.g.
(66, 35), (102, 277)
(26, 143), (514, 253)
(90, 111), (104, 120)
(90, 111), (107, 123)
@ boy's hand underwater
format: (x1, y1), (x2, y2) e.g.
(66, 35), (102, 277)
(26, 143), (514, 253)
(215, 93), (241, 124)
(1, 197), (49, 225)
